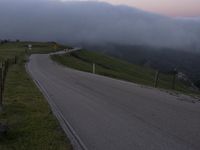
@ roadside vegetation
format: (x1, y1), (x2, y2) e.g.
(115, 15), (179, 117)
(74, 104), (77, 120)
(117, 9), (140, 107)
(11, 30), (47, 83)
(0, 42), (72, 150)
(51, 50), (199, 95)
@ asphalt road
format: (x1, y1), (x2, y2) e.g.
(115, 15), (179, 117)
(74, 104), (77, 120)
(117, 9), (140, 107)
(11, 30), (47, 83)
(27, 53), (200, 150)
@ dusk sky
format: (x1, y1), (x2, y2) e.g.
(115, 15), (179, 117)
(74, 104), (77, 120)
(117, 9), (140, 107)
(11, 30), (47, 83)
(61, 0), (200, 17)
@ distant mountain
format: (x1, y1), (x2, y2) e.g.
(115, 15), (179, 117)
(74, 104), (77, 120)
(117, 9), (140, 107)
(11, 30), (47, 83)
(0, 0), (200, 52)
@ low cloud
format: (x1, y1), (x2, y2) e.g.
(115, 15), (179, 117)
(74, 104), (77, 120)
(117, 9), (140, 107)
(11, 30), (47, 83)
(0, 0), (200, 51)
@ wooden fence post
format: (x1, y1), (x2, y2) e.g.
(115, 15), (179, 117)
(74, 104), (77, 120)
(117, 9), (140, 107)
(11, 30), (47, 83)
(172, 69), (177, 90)
(172, 73), (176, 90)
(0, 58), (15, 111)
(154, 71), (160, 88)
(5, 59), (8, 72)
(93, 63), (96, 74)
(0, 63), (3, 110)
(14, 56), (17, 64)
(2, 62), (5, 92)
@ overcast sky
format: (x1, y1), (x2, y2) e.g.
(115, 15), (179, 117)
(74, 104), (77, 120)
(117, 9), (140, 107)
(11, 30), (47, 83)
(60, 0), (200, 17)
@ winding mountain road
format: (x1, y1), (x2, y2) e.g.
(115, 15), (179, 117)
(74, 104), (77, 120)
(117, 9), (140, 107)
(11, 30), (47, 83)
(26, 51), (200, 150)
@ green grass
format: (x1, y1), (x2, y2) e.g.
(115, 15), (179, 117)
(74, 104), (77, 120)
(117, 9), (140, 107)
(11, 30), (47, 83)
(51, 50), (199, 95)
(0, 42), (67, 61)
(0, 42), (72, 150)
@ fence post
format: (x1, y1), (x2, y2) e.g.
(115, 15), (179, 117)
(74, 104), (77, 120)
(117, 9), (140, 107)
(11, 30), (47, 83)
(7, 59), (10, 68)
(0, 63), (3, 111)
(14, 56), (17, 64)
(154, 71), (160, 88)
(2, 62), (5, 92)
(93, 63), (96, 74)
(172, 68), (177, 90)
(5, 59), (8, 74)
(4, 59), (7, 73)
(172, 73), (176, 90)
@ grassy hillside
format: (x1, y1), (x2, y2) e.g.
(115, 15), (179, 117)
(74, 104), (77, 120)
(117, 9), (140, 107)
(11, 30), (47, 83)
(86, 44), (200, 89)
(0, 42), (65, 58)
(0, 42), (72, 150)
(51, 50), (198, 95)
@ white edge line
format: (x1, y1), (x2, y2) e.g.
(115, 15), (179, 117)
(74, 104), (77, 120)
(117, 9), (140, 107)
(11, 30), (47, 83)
(25, 58), (88, 150)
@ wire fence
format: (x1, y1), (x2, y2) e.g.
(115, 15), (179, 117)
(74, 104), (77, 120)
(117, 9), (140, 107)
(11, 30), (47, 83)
(154, 69), (178, 89)
(0, 56), (17, 110)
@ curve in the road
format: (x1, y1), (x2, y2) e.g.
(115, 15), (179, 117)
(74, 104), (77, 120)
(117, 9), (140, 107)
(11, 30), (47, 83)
(26, 52), (200, 150)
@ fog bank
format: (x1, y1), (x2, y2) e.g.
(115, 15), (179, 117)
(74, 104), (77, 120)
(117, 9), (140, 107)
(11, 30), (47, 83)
(0, 0), (200, 51)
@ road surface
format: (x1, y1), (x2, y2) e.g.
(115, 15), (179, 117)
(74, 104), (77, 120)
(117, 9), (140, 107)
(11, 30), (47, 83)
(26, 52), (200, 150)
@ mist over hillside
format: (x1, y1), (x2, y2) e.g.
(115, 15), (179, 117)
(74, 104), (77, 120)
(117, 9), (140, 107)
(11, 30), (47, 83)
(0, 0), (200, 52)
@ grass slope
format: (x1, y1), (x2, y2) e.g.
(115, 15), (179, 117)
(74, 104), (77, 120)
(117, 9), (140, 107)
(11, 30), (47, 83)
(51, 50), (198, 95)
(0, 42), (72, 150)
